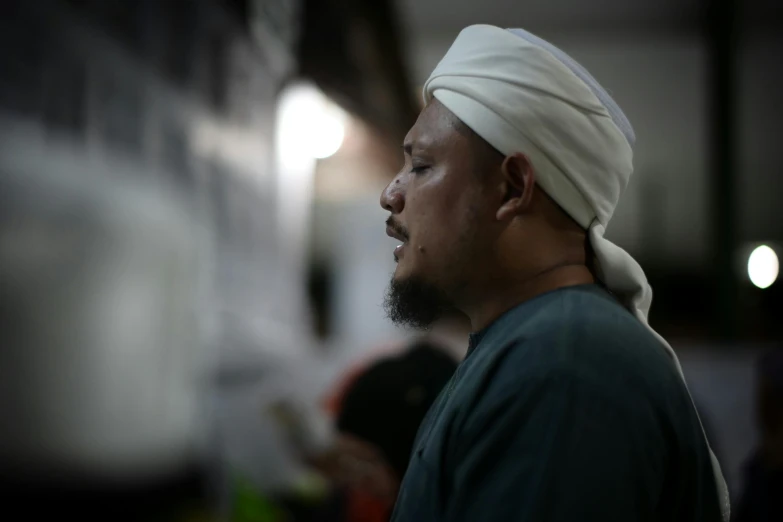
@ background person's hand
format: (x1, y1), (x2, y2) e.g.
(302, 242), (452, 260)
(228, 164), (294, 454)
(311, 434), (399, 507)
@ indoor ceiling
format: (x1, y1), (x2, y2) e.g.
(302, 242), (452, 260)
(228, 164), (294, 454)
(396, 0), (781, 37)
(396, 0), (701, 36)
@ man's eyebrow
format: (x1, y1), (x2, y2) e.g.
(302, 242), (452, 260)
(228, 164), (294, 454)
(402, 138), (434, 156)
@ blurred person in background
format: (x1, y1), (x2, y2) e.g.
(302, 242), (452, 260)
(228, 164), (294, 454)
(380, 25), (728, 522)
(317, 340), (458, 522)
(734, 348), (783, 522)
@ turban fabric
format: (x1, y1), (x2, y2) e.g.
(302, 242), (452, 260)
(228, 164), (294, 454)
(423, 25), (729, 520)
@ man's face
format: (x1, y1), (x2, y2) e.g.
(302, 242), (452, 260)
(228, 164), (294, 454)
(380, 100), (499, 327)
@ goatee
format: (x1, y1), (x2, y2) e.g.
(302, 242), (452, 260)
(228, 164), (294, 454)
(383, 276), (457, 329)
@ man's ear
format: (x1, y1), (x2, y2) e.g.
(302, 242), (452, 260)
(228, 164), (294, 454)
(496, 153), (536, 221)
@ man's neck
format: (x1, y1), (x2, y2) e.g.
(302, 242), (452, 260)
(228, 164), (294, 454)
(464, 264), (595, 332)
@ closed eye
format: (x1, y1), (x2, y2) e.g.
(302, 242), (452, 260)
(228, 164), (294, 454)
(411, 165), (430, 175)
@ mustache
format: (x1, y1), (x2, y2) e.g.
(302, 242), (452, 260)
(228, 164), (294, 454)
(386, 217), (409, 241)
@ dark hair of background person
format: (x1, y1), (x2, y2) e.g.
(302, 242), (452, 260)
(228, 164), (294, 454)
(336, 341), (458, 481)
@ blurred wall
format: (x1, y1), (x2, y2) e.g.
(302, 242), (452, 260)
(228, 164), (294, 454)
(1, 0), (311, 346)
(737, 33), (783, 243)
(679, 346), (764, 500)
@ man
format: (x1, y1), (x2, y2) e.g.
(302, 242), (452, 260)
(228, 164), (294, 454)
(379, 25), (729, 521)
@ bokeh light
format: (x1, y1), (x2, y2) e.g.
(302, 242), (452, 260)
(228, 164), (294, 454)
(277, 83), (346, 163)
(747, 245), (779, 289)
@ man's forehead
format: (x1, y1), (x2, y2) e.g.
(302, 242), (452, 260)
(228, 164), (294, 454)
(403, 99), (458, 149)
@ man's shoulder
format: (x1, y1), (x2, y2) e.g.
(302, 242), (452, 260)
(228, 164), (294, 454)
(490, 285), (651, 347)
(473, 285), (685, 406)
(522, 284), (654, 339)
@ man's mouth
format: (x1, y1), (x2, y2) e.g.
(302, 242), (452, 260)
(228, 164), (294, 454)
(386, 219), (408, 261)
(386, 226), (406, 243)
(385, 221), (407, 243)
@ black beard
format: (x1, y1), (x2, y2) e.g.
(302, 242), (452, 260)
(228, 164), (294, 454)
(383, 276), (457, 329)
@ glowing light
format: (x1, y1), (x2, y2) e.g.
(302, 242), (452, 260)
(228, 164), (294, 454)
(747, 245), (779, 289)
(277, 83), (346, 163)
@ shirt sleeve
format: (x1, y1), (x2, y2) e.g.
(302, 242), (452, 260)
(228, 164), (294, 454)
(443, 364), (666, 522)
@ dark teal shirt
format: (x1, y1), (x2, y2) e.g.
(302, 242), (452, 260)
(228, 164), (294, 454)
(390, 285), (721, 522)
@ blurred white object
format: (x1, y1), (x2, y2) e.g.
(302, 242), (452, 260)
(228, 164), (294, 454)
(747, 244), (779, 289)
(0, 126), (213, 483)
(211, 311), (335, 499)
(277, 82), (346, 163)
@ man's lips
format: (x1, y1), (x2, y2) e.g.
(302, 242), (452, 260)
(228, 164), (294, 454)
(385, 225), (407, 243)
(386, 223), (408, 261)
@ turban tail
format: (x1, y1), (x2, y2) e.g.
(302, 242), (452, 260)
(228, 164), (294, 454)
(424, 25), (729, 520)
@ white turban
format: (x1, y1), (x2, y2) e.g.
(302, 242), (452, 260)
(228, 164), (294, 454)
(424, 25), (729, 520)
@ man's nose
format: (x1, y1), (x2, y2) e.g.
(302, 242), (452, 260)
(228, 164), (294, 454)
(380, 177), (405, 214)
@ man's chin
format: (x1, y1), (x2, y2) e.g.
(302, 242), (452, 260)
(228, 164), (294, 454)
(391, 260), (412, 281)
(383, 276), (456, 330)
